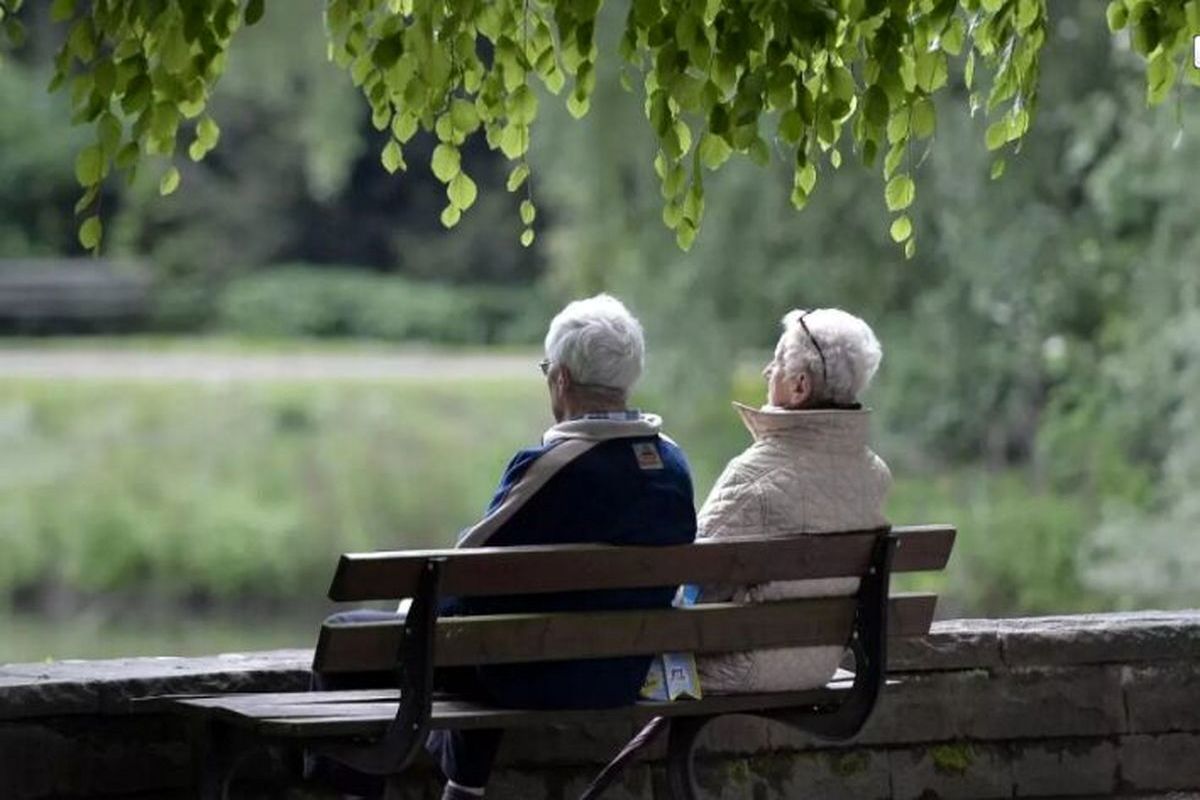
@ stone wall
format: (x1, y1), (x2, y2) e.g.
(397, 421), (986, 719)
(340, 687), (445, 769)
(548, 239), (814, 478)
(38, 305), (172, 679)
(1, 612), (1198, 799)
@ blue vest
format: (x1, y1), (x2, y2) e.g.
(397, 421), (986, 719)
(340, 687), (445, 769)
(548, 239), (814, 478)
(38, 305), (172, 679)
(444, 420), (696, 709)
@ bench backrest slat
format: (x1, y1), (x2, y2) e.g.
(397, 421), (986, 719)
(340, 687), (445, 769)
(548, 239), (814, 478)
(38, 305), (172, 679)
(328, 524), (955, 602)
(314, 592), (937, 672)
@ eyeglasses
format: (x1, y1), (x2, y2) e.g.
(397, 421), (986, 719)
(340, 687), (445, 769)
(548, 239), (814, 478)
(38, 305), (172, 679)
(538, 358), (552, 376)
(796, 310), (828, 388)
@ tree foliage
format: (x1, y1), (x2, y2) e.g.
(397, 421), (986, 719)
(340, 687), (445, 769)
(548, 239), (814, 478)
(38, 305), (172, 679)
(0, 0), (1194, 254)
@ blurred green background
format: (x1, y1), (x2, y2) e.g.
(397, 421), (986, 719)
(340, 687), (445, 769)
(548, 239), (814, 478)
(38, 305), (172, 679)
(0, 0), (1197, 662)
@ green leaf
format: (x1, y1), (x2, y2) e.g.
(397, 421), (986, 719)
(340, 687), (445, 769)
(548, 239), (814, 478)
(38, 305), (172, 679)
(115, 142), (139, 170)
(985, 120), (1008, 151)
(392, 113), (418, 144)
(98, 114), (122, 158)
(520, 228), (535, 247)
(675, 221), (696, 251)
(509, 85), (538, 125)
(795, 162), (817, 195)
(50, 0), (76, 23)
(904, 239), (916, 259)
(1147, 52), (1176, 105)
(990, 157), (1006, 179)
(698, 132), (732, 169)
(448, 173), (478, 211)
(450, 99), (480, 134)
(381, 140), (406, 174)
(440, 205), (462, 228)
(159, 166), (181, 196)
(372, 34), (404, 70)
(1015, 0), (1040, 31)
(911, 97), (936, 139)
(74, 144), (105, 186)
(890, 214), (913, 243)
(778, 110), (805, 145)
(499, 125), (529, 159)
(431, 144), (461, 183)
(885, 174), (915, 211)
(78, 215), (102, 250)
(1106, 1), (1128, 30)
(914, 51), (948, 93)
(245, 0), (265, 26)
(73, 185), (99, 215)
(884, 141), (905, 180)
(964, 51), (976, 91)
(506, 163), (530, 192)
(863, 85), (889, 129)
(196, 116), (220, 150)
(520, 199), (536, 225)
(887, 110), (910, 144)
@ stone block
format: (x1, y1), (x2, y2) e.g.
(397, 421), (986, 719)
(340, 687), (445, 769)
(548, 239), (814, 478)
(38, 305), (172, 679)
(855, 669), (985, 746)
(891, 619), (1005, 672)
(1122, 664), (1200, 734)
(0, 649), (312, 719)
(0, 716), (189, 799)
(955, 666), (1125, 741)
(997, 613), (1200, 668)
(1010, 738), (1118, 796)
(889, 742), (1012, 800)
(695, 749), (890, 800)
(1119, 733), (1200, 791)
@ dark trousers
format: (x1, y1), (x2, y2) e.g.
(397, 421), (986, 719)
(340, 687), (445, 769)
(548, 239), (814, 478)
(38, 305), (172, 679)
(309, 609), (503, 794)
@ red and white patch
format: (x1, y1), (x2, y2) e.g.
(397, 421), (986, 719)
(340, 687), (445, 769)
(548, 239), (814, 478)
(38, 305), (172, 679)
(632, 442), (664, 470)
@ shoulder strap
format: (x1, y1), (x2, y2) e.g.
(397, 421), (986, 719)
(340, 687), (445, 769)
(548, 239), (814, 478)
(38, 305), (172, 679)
(456, 438), (600, 548)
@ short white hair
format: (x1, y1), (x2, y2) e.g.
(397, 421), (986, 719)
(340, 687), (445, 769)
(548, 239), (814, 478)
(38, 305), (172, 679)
(778, 308), (882, 405)
(544, 294), (645, 392)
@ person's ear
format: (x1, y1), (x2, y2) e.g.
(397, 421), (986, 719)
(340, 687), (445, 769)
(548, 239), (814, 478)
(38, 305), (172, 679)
(555, 365), (572, 391)
(791, 372), (812, 408)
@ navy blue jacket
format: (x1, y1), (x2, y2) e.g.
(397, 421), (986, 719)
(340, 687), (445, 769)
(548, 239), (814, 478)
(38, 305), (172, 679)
(445, 414), (696, 709)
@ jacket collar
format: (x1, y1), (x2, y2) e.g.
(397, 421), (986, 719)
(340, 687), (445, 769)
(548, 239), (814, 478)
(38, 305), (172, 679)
(543, 410), (663, 444)
(733, 401), (871, 450)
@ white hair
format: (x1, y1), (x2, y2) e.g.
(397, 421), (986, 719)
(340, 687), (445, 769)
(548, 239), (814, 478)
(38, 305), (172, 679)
(544, 294), (645, 392)
(778, 308), (882, 405)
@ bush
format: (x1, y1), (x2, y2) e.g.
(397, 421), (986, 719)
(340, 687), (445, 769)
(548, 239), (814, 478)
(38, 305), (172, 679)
(217, 266), (549, 344)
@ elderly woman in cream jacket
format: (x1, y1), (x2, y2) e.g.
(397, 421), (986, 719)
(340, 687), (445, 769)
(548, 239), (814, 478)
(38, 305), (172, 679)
(696, 308), (891, 693)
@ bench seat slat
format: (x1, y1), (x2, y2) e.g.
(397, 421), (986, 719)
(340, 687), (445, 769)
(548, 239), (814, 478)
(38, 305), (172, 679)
(314, 593), (937, 673)
(165, 679), (865, 737)
(329, 525), (955, 602)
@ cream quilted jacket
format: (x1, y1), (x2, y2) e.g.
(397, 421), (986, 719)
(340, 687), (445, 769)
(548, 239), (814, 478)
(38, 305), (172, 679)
(695, 402), (891, 693)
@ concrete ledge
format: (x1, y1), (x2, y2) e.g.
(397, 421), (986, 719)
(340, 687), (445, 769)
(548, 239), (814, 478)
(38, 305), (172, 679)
(1, 612), (1199, 799)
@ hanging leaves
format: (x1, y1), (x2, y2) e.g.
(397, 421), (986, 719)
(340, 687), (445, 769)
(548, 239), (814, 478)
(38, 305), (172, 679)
(18, 0), (1194, 254)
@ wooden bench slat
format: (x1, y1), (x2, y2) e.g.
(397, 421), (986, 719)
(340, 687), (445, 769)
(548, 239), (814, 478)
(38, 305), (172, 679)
(328, 525), (955, 602)
(166, 680), (863, 737)
(314, 593), (937, 673)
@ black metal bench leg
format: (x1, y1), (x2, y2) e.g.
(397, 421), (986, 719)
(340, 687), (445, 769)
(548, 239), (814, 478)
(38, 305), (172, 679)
(665, 717), (709, 800)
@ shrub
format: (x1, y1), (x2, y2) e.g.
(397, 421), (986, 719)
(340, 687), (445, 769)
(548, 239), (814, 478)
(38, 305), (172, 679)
(217, 265), (548, 344)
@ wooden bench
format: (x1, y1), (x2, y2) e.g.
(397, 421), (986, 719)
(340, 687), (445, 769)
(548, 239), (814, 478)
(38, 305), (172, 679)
(155, 524), (955, 799)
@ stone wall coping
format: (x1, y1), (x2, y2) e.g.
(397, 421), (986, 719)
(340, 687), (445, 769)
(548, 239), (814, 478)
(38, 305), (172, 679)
(1, 610), (1197, 721)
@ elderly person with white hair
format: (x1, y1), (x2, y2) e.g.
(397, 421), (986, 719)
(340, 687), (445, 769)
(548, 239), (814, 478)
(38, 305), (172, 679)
(694, 307), (890, 694)
(427, 293), (696, 799)
(312, 294), (697, 800)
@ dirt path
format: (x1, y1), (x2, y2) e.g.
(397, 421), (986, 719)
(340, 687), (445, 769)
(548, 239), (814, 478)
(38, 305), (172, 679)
(0, 348), (538, 381)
